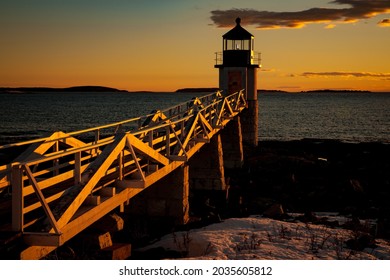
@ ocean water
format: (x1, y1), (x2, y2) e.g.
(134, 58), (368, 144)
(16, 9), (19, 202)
(258, 92), (389, 143)
(0, 91), (389, 144)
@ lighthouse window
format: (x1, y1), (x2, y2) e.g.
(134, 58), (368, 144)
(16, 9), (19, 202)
(224, 39), (252, 51)
(227, 40), (235, 50)
(243, 40), (248, 50)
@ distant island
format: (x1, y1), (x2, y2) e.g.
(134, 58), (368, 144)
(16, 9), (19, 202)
(258, 89), (288, 93)
(0, 86), (129, 94)
(300, 89), (371, 93)
(0, 86), (374, 94)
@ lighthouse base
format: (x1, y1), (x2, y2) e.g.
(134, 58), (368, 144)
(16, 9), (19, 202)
(241, 99), (258, 147)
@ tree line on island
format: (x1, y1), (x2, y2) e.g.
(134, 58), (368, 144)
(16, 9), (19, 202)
(0, 86), (129, 94)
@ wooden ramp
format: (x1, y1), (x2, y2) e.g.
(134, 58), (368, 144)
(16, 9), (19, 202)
(0, 90), (247, 259)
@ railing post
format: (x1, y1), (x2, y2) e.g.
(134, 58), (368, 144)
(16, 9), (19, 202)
(74, 152), (82, 185)
(94, 129), (101, 156)
(166, 126), (171, 157)
(118, 151), (123, 180)
(148, 131), (153, 147)
(11, 164), (24, 232)
(53, 140), (59, 176)
(95, 129), (100, 143)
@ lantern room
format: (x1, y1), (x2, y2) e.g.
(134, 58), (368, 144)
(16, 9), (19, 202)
(215, 17), (259, 67)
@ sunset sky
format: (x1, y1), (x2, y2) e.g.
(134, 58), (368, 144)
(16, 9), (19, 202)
(1, 0), (389, 92)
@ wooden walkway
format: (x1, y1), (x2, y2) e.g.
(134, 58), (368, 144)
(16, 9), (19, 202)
(0, 90), (247, 259)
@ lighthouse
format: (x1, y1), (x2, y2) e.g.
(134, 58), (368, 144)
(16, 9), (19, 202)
(215, 17), (260, 147)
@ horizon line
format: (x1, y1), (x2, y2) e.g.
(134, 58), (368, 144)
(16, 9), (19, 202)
(1, 85), (389, 93)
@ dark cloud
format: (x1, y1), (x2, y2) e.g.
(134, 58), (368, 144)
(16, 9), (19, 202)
(210, 0), (390, 29)
(378, 18), (390, 26)
(301, 71), (390, 79)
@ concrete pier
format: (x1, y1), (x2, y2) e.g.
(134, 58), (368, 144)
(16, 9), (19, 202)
(189, 134), (226, 191)
(221, 116), (244, 169)
(241, 67), (258, 147)
(127, 165), (190, 225)
(241, 99), (258, 147)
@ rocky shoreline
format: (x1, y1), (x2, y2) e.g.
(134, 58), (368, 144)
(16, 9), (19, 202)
(129, 139), (390, 260)
(126, 139), (390, 259)
(224, 139), (390, 237)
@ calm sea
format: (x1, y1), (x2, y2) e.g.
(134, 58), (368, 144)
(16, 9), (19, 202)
(0, 91), (389, 144)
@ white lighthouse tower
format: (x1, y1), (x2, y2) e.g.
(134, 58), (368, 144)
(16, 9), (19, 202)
(215, 17), (260, 147)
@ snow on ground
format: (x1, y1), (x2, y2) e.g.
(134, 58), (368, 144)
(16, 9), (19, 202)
(138, 214), (390, 260)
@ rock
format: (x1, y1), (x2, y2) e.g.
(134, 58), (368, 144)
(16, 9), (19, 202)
(346, 233), (376, 251)
(295, 212), (319, 223)
(91, 213), (124, 232)
(101, 243), (131, 260)
(263, 204), (284, 219)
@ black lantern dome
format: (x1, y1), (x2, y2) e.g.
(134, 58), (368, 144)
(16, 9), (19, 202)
(216, 18), (259, 67)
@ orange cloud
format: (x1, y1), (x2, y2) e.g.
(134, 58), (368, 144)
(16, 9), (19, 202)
(325, 24), (336, 29)
(301, 71), (390, 80)
(210, 0), (390, 29)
